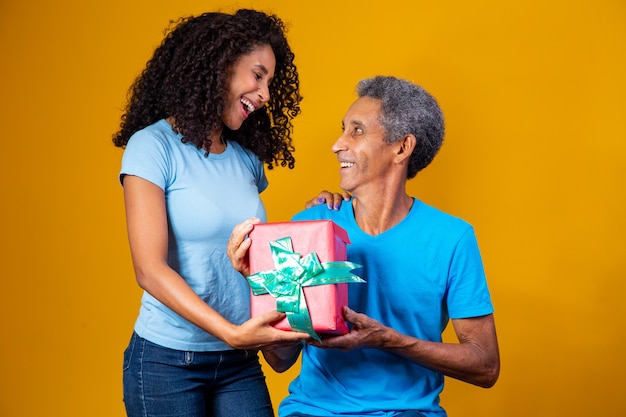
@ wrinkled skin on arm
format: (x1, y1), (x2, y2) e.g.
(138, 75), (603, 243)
(311, 307), (500, 388)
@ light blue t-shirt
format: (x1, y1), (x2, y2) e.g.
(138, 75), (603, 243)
(279, 199), (493, 417)
(120, 119), (268, 351)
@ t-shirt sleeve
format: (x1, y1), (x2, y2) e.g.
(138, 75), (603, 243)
(119, 130), (169, 190)
(255, 159), (268, 193)
(238, 145), (268, 193)
(446, 227), (494, 319)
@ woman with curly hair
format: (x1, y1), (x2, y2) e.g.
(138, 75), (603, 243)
(114, 9), (341, 417)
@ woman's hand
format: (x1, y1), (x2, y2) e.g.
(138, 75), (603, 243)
(225, 310), (310, 350)
(305, 190), (351, 210)
(226, 217), (261, 277)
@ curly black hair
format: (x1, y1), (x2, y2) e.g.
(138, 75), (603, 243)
(112, 9), (302, 169)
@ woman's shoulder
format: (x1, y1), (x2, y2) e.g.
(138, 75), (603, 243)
(129, 119), (179, 143)
(124, 120), (187, 160)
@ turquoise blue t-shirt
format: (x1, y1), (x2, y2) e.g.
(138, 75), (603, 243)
(279, 199), (493, 417)
(120, 119), (268, 351)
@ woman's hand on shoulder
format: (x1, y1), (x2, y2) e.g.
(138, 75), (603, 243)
(305, 190), (351, 210)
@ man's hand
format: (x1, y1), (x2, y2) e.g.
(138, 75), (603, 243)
(310, 307), (390, 350)
(309, 307), (500, 388)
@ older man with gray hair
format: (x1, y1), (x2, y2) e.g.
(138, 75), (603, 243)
(229, 75), (500, 417)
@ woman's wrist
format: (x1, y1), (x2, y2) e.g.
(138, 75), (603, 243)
(218, 322), (240, 348)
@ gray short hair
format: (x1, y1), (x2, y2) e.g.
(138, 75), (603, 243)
(356, 76), (444, 179)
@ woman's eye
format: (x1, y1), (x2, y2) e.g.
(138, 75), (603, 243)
(254, 72), (262, 81)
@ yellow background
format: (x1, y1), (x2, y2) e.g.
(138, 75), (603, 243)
(1, 0), (624, 416)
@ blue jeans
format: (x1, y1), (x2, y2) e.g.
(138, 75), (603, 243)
(123, 332), (274, 417)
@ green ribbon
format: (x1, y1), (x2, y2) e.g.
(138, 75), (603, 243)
(247, 236), (364, 341)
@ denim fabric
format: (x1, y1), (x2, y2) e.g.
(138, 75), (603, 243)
(123, 332), (273, 417)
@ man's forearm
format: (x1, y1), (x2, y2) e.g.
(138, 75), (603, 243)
(262, 343), (303, 373)
(384, 316), (500, 388)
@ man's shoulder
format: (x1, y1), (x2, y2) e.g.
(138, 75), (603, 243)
(410, 200), (475, 243)
(415, 199), (470, 226)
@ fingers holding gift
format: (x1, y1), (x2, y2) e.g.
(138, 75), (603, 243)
(228, 310), (310, 350)
(227, 217), (261, 276)
(311, 307), (389, 351)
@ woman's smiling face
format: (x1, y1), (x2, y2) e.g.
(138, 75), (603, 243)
(222, 44), (276, 131)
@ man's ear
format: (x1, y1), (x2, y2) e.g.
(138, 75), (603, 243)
(394, 134), (416, 164)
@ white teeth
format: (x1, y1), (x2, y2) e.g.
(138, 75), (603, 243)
(340, 162), (355, 168)
(241, 98), (255, 114)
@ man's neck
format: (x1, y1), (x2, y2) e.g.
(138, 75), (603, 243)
(351, 190), (413, 236)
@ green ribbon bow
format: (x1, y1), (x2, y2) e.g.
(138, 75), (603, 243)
(246, 236), (364, 341)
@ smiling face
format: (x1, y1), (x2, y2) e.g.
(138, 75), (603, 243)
(222, 44), (276, 131)
(332, 96), (398, 195)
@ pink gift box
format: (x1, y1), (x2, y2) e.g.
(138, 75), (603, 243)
(248, 220), (352, 335)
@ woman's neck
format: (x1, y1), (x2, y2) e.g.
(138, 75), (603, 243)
(165, 117), (226, 154)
